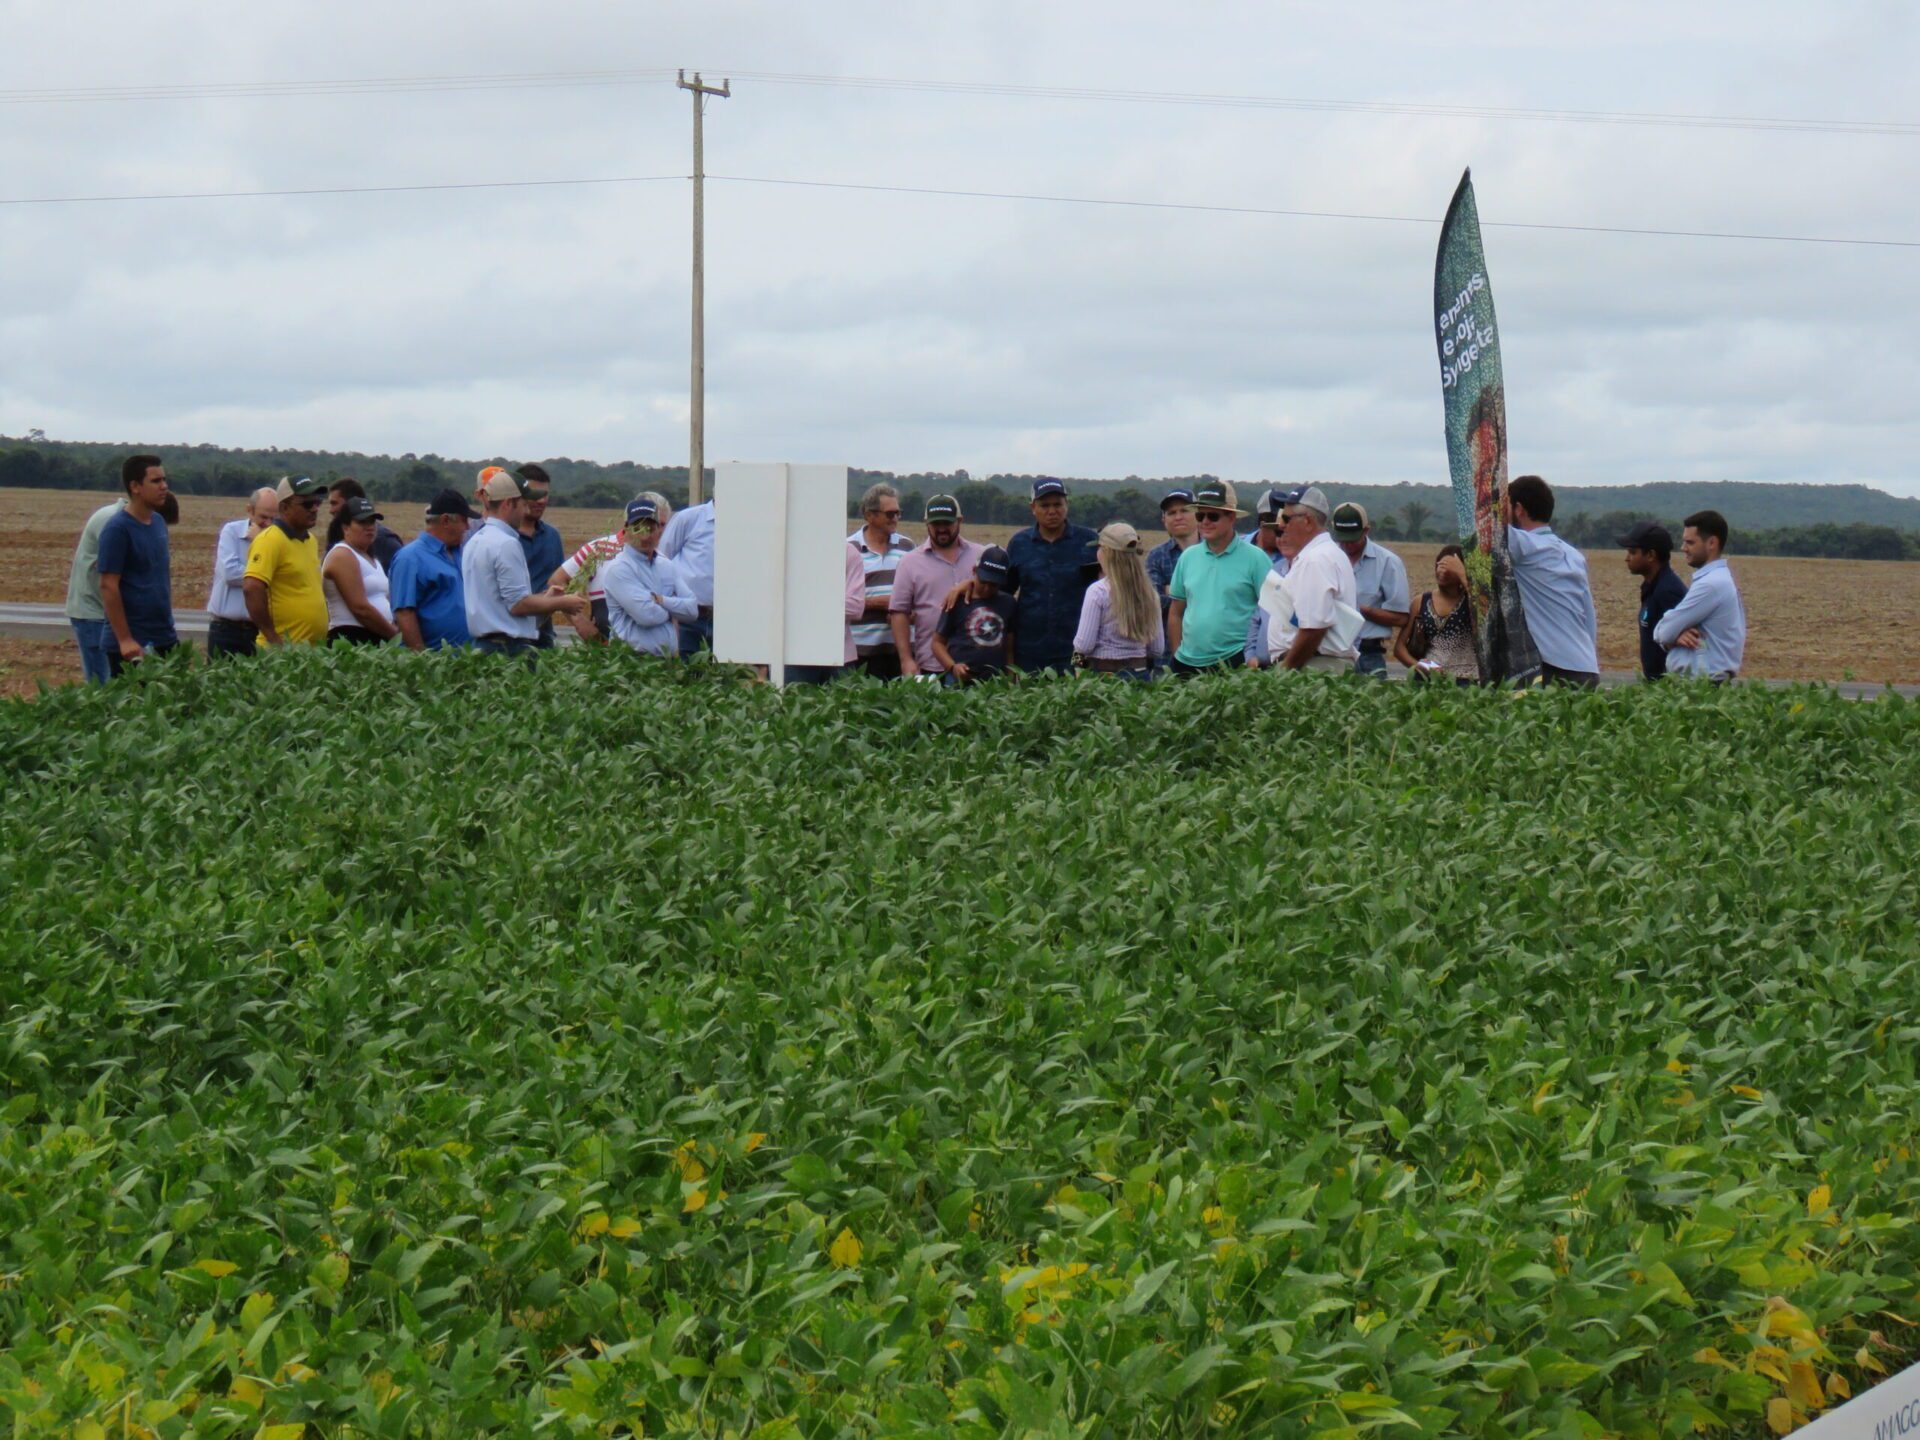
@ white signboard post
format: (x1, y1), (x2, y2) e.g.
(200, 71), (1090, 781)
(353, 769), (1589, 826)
(1790, 1360), (1920, 1440)
(712, 462), (849, 686)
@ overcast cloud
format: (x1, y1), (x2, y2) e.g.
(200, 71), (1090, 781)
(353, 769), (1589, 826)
(3, 1), (1918, 493)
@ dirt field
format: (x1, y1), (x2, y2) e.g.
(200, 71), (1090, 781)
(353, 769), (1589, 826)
(8, 487), (1918, 685)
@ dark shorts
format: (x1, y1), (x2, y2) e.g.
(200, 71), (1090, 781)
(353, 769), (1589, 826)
(206, 616), (259, 658)
(857, 649), (902, 681)
(1539, 662), (1601, 690)
(1170, 653), (1247, 679)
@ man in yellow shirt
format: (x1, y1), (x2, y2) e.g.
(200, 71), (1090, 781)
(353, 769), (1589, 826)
(244, 476), (331, 646)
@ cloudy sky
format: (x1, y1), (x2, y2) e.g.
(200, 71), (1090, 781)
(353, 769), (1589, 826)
(4, 2), (1919, 493)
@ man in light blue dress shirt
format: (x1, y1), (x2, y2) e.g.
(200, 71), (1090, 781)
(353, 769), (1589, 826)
(603, 498), (700, 655)
(659, 498), (716, 657)
(460, 467), (586, 659)
(1331, 503), (1410, 678)
(1506, 475), (1600, 687)
(1654, 510), (1746, 680)
(204, 487), (280, 657)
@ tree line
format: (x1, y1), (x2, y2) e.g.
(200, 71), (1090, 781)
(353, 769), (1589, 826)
(5, 437), (1916, 560)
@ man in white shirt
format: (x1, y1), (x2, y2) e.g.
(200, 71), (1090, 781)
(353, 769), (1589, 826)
(659, 498), (716, 656)
(1267, 486), (1359, 672)
(205, 487), (280, 657)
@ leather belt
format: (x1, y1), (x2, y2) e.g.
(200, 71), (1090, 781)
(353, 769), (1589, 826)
(1087, 656), (1148, 672)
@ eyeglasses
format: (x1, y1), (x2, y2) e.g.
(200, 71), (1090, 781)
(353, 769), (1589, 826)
(875, 509), (901, 520)
(1279, 511), (1305, 526)
(1195, 510), (1230, 523)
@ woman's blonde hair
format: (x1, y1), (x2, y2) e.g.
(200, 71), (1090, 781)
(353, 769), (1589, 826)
(1096, 523), (1157, 645)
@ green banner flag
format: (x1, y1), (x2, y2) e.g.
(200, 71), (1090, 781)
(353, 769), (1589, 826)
(1434, 169), (1539, 684)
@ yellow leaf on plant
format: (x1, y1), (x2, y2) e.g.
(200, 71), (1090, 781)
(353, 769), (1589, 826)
(1808, 1184), (1832, 1218)
(1765, 1298), (1819, 1344)
(683, 1189), (708, 1213)
(829, 1227), (863, 1269)
(229, 1376), (265, 1407)
(1666, 1058), (1688, 1075)
(1730, 1085), (1764, 1099)
(257, 1425), (307, 1440)
(673, 1141), (706, 1182)
(1691, 1347), (1734, 1369)
(1857, 1345), (1888, 1375)
(1788, 1361), (1825, 1412)
(76, 1424), (106, 1440)
(743, 1133), (767, 1153)
(1826, 1371), (1851, 1400)
(578, 1214), (610, 1238)
(609, 1217), (643, 1238)
(1766, 1398), (1794, 1436)
(1532, 1081), (1553, 1113)
(195, 1259), (239, 1278)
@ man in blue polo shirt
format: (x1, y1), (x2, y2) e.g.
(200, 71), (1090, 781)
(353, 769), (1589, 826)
(1331, 503), (1410, 677)
(514, 463), (566, 649)
(391, 489), (476, 651)
(1004, 476), (1098, 673)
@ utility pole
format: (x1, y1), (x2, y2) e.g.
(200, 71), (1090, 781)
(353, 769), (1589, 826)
(677, 69), (730, 506)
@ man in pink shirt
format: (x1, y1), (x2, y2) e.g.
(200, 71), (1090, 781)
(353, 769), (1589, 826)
(888, 493), (986, 678)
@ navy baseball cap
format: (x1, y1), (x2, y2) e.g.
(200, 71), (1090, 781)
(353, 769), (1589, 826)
(1031, 477), (1068, 501)
(1255, 489), (1286, 523)
(625, 498), (660, 527)
(1619, 520), (1673, 553)
(1159, 487), (1194, 510)
(425, 488), (478, 520)
(975, 546), (1012, 585)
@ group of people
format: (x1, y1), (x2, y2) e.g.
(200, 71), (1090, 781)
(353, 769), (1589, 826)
(62, 454), (1747, 686)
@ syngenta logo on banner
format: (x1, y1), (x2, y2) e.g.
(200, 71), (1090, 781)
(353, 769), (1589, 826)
(1438, 273), (1493, 391)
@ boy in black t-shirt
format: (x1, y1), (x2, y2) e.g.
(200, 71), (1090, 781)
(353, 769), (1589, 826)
(933, 546), (1016, 685)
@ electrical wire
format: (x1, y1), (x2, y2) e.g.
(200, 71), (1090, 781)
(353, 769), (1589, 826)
(0, 64), (1915, 141)
(3, 167), (1915, 251)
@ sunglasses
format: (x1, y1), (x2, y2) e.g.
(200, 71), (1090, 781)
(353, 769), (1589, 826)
(875, 509), (902, 520)
(1195, 510), (1231, 522)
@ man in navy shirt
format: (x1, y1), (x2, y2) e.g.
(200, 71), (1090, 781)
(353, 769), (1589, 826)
(96, 453), (177, 670)
(1004, 477), (1098, 673)
(1620, 521), (1687, 680)
(513, 463), (566, 648)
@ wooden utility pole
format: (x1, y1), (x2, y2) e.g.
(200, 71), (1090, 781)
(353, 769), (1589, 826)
(677, 69), (730, 506)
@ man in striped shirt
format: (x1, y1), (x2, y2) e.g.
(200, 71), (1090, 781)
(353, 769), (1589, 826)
(847, 482), (915, 679)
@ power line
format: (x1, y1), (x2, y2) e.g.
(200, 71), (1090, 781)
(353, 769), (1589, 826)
(0, 174), (685, 206)
(708, 174), (1920, 250)
(0, 63), (1916, 140)
(2, 167), (1914, 252)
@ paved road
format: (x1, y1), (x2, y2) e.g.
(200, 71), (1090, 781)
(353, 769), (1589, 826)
(4, 601), (1914, 697)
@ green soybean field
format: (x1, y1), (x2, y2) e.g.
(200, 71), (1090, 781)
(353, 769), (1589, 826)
(2, 650), (1917, 1439)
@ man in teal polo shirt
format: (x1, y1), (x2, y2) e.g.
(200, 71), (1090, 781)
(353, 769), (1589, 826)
(1167, 480), (1272, 675)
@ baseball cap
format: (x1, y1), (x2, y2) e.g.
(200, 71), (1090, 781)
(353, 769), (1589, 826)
(478, 466), (527, 502)
(425, 488), (478, 520)
(1255, 488), (1285, 523)
(1291, 485), (1331, 521)
(925, 494), (962, 523)
(1618, 520), (1674, 553)
(1159, 487), (1194, 511)
(1190, 480), (1243, 516)
(1031, 477), (1068, 500)
(341, 496), (385, 525)
(1330, 502), (1368, 536)
(624, 497), (660, 528)
(1098, 522), (1143, 553)
(275, 476), (327, 502)
(975, 545), (1012, 585)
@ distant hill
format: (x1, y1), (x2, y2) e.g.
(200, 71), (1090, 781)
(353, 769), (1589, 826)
(3, 434), (1916, 559)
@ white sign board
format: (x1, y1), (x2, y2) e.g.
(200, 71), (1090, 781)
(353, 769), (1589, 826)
(712, 462), (848, 681)
(1791, 1359), (1920, 1440)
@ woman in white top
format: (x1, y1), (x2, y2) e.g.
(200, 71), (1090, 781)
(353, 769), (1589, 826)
(323, 497), (399, 645)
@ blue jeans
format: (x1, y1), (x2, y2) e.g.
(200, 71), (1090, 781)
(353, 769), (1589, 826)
(70, 618), (116, 684)
(678, 612), (713, 658)
(1354, 648), (1389, 678)
(474, 636), (538, 664)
